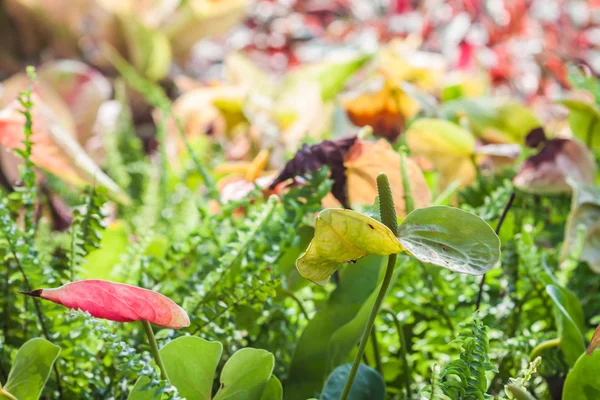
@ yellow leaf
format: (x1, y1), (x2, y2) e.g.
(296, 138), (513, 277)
(406, 118), (476, 188)
(297, 209), (404, 285)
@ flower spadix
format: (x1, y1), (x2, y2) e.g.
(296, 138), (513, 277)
(296, 209), (404, 285)
(21, 279), (190, 329)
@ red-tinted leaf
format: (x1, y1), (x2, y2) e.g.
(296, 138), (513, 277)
(22, 280), (189, 329)
(513, 138), (596, 194)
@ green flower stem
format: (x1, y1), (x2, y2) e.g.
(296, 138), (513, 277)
(475, 191), (516, 311)
(0, 388), (18, 400)
(141, 321), (170, 383)
(340, 173), (399, 400)
(400, 150), (414, 215)
(381, 308), (411, 397)
(529, 338), (561, 360)
(370, 327), (382, 373)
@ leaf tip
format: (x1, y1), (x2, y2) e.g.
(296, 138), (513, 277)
(19, 289), (43, 297)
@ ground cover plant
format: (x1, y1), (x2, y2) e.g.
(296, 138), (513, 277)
(1, 1), (600, 399)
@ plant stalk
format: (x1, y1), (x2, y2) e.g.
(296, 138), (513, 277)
(475, 191), (516, 311)
(381, 308), (412, 396)
(340, 173), (399, 400)
(0, 388), (18, 400)
(530, 337), (561, 360)
(141, 321), (170, 383)
(340, 254), (397, 400)
(370, 327), (382, 373)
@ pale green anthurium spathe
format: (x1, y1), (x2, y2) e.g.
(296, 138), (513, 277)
(297, 206), (501, 285)
(296, 209), (404, 285)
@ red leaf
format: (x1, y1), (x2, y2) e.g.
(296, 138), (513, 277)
(22, 280), (190, 329)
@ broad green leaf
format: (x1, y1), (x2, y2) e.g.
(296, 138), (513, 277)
(320, 363), (385, 400)
(259, 376), (283, 400)
(3, 338), (61, 400)
(397, 206), (500, 275)
(562, 183), (600, 272)
(283, 55), (371, 101)
(560, 99), (600, 150)
(286, 256), (385, 400)
(118, 14), (172, 82)
(128, 377), (160, 400)
(128, 336), (223, 400)
(297, 209), (403, 285)
(213, 348), (275, 400)
(83, 223), (129, 280)
(162, 336), (223, 400)
(277, 225), (314, 292)
(328, 263), (401, 367)
(563, 351), (600, 399)
(546, 284), (586, 366)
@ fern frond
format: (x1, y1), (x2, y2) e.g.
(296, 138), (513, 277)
(68, 186), (107, 280)
(423, 315), (496, 400)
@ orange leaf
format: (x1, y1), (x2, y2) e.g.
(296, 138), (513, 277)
(0, 97), (129, 203)
(344, 139), (431, 216)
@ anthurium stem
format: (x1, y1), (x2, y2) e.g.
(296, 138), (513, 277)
(141, 321), (170, 383)
(530, 337), (561, 360)
(475, 191), (516, 311)
(400, 150), (414, 215)
(340, 173), (399, 400)
(0, 389), (18, 400)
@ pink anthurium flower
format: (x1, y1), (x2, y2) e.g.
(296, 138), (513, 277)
(22, 280), (190, 329)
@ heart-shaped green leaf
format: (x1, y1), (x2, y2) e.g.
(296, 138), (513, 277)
(128, 336), (222, 400)
(320, 363), (385, 400)
(546, 284), (586, 366)
(296, 209), (404, 285)
(161, 336), (223, 400)
(214, 348), (275, 400)
(2, 338), (61, 400)
(397, 206), (500, 275)
(260, 376), (283, 400)
(563, 350), (600, 399)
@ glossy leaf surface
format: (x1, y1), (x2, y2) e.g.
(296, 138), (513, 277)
(563, 351), (600, 399)
(214, 348), (275, 400)
(397, 206), (500, 275)
(546, 284), (586, 366)
(2, 338), (61, 400)
(320, 363), (385, 400)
